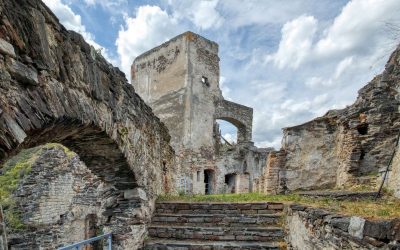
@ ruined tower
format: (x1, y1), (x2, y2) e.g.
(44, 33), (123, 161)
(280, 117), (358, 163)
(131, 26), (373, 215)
(132, 32), (266, 194)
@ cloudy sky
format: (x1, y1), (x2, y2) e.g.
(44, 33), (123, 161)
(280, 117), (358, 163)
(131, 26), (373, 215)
(42, 0), (400, 149)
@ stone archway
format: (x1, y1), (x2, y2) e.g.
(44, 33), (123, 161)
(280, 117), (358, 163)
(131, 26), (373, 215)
(214, 100), (253, 143)
(0, 0), (175, 248)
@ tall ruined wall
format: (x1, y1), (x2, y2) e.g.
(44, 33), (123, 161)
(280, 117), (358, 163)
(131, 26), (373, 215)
(132, 33), (261, 195)
(131, 36), (187, 150)
(0, 0), (175, 248)
(185, 32), (221, 150)
(7, 145), (145, 249)
(132, 32), (221, 151)
(270, 45), (400, 192)
(282, 116), (339, 190)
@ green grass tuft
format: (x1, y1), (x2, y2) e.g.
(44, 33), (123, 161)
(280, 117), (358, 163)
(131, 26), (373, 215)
(158, 192), (400, 220)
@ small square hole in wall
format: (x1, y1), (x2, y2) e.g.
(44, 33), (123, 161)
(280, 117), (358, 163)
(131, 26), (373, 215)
(197, 171), (201, 182)
(201, 76), (210, 87)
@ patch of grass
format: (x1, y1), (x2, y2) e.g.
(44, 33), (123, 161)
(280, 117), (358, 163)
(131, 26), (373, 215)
(0, 146), (42, 231)
(42, 143), (76, 158)
(0, 143), (75, 231)
(158, 192), (400, 220)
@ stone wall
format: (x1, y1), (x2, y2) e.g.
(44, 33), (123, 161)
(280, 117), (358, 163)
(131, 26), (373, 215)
(282, 116), (339, 190)
(388, 137), (400, 198)
(0, 206), (6, 250)
(254, 150), (287, 194)
(132, 32), (222, 150)
(286, 204), (400, 249)
(264, 45), (400, 193)
(0, 0), (175, 248)
(214, 100), (253, 143)
(7, 145), (158, 249)
(132, 32), (266, 196)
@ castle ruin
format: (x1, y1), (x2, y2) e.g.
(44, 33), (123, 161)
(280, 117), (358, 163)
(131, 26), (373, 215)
(132, 32), (268, 195)
(0, 0), (399, 249)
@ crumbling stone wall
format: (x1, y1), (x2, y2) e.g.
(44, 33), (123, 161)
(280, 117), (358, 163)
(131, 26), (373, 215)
(132, 32), (263, 195)
(8, 145), (123, 249)
(264, 45), (400, 192)
(253, 150), (287, 194)
(282, 116), (339, 190)
(286, 204), (400, 249)
(0, 0), (175, 248)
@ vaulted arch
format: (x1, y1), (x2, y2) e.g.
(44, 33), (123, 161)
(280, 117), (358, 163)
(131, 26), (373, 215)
(214, 100), (253, 143)
(0, 0), (174, 247)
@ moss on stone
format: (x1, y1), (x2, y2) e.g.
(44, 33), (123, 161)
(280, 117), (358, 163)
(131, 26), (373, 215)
(0, 143), (75, 231)
(0, 146), (42, 231)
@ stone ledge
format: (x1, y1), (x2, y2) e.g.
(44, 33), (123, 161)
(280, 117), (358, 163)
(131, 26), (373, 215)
(286, 204), (400, 249)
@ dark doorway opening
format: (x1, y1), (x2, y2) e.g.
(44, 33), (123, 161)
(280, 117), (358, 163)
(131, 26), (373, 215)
(224, 173), (237, 193)
(204, 169), (214, 194)
(84, 214), (100, 250)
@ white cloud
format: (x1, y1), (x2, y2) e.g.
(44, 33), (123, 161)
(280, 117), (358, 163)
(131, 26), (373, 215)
(267, 0), (400, 72)
(222, 133), (237, 144)
(168, 0), (223, 30)
(255, 136), (282, 150)
(265, 15), (317, 69)
(250, 0), (400, 148)
(219, 76), (231, 100)
(116, 5), (183, 79)
(315, 0), (399, 59)
(83, 0), (127, 11)
(42, 0), (117, 65)
(250, 80), (287, 102)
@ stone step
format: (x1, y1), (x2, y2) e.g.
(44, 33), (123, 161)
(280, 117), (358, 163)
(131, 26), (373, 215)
(155, 202), (284, 215)
(152, 213), (282, 227)
(148, 225), (284, 242)
(143, 239), (285, 250)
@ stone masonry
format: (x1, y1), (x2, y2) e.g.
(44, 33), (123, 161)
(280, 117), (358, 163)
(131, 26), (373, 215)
(0, 0), (175, 248)
(259, 45), (400, 195)
(132, 32), (268, 195)
(143, 201), (285, 249)
(286, 204), (400, 249)
(8, 145), (150, 249)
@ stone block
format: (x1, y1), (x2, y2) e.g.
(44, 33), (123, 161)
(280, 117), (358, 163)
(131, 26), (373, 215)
(123, 188), (147, 201)
(268, 203), (284, 210)
(330, 217), (350, 232)
(0, 38), (16, 57)
(251, 204), (268, 209)
(388, 219), (400, 241)
(363, 236), (385, 247)
(363, 220), (391, 240)
(6, 58), (38, 85)
(348, 216), (365, 239)
(290, 204), (307, 211)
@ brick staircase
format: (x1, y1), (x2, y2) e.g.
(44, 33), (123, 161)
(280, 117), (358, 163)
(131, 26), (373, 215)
(142, 202), (286, 249)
